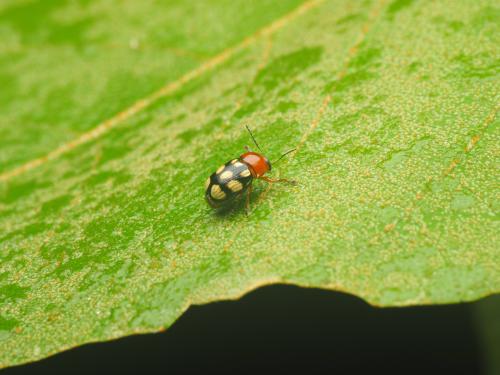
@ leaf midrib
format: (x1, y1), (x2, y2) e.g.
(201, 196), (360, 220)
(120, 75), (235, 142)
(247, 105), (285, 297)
(0, 0), (325, 184)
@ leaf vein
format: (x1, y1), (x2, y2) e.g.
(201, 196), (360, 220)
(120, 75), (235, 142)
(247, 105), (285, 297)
(0, 0), (325, 184)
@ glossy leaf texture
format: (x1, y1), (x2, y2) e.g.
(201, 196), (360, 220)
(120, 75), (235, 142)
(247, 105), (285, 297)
(0, 0), (499, 368)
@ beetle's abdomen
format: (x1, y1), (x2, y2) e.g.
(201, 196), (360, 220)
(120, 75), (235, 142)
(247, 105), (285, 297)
(205, 159), (253, 208)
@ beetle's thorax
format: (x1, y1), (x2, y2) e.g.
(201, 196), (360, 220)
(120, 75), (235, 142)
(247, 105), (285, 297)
(239, 151), (271, 178)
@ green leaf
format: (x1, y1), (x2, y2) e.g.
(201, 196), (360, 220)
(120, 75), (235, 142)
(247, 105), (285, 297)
(0, 0), (499, 368)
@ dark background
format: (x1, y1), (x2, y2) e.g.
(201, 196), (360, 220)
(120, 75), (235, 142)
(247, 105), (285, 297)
(4, 285), (485, 375)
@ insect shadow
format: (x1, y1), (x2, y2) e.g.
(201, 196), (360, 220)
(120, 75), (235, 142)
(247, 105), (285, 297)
(212, 185), (264, 219)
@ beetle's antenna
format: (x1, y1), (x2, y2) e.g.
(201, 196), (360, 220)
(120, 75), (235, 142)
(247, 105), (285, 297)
(272, 148), (296, 165)
(245, 125), (263, 153)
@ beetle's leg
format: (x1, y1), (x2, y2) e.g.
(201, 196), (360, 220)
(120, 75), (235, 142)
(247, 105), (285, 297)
(260, 176), (297, 185)
(245, 183), (253, 215)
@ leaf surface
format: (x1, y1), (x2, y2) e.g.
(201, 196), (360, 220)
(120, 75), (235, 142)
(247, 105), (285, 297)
(1, 0), (499, 368)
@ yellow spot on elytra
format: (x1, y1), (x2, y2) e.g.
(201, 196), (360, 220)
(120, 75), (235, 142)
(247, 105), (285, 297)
(204, 177), (211, 190)
(227, 180), (243, 192)
(211, 184), (226, 200)
(240, 169), (251, 177)
(219, 170), (233, 180)
(216, 165), (225, 174)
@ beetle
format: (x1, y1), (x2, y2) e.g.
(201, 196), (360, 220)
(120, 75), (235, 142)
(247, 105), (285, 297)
(205, 125), (296, 211)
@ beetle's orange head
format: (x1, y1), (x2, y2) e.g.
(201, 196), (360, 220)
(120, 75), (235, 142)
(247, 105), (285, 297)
(240, 151), (271, 177)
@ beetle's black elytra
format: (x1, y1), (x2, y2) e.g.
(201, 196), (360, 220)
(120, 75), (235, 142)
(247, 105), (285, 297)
(205, 159), (253, 208)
